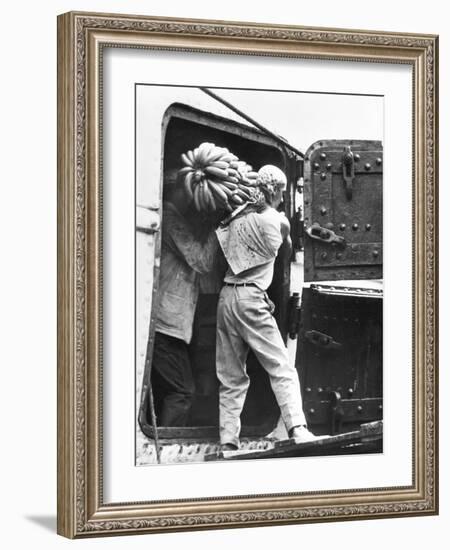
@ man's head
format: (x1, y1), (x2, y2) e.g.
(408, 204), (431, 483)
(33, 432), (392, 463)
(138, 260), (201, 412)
(163, 167), (191, 213)
(256, 165), (287, 208)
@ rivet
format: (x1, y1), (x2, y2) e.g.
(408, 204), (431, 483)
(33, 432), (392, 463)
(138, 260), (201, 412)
(320, 153), (327, 160)
(313, 162), (320, 170)
(320, 207), (327, 215)
(318, 387), (323, 393)
(339, 223), (346, 230)
(320, 172), (327, 180)
(309, 408), (315, 415)
(354, 154), (360, 161)
(365, 163), (371, 171)
(376, 157), (382, 165)
(321, 252), (327, 260)
(378, 404), (383, 411)
(357, 405), (363, 412)
(365, 224), (371, 231)
(348, 388), (354, 395)
(373, 250), (379, 258)
(326, 163), (332, 171)
(306, 387), (312, 393)
(352, 223), (359, 230)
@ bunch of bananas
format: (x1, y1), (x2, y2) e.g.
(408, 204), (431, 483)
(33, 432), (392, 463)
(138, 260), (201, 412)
(178, 142), (259, 213)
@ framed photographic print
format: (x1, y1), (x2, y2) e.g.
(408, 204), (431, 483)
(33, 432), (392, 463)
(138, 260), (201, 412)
(57, 11), (439, 538)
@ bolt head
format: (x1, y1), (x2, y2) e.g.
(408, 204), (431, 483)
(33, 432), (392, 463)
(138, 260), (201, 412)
(376, 157), (382, 165)
(313, 162), (320, 170)
(320, 153), (327, 160)
(354, 153), (361, 161)
(320, 207), (327, 215)
(357, 405), (363, 412)
(320, 172), (327, 180)
(339, 223), (346, 230)
(352, 223), (359, 230)
(365, 163), (371, 170)
(326, 163), (332, 171)
(373, 250), (379, 258)
(365, 223), (372, 230)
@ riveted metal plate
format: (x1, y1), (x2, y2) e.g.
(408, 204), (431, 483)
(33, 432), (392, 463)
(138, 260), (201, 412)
(303, 140), (383, 282)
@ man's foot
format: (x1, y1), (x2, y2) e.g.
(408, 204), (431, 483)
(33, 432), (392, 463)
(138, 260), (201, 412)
(221, 442), (239, 452)
(288, 425), (318, 443)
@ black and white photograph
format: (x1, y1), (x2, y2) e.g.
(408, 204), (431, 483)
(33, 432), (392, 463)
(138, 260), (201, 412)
(135, 84), (383, 465)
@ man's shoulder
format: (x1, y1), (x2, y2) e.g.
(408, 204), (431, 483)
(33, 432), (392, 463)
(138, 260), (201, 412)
(257, 208), (283, 230)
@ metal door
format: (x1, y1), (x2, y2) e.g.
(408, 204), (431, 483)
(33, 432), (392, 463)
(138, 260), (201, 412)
(303, 140), (383, 282)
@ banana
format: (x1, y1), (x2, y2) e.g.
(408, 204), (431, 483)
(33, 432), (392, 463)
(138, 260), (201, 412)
(204, 166), (229, 179)
(192, 147), (200, 164)
(241, 177), (257, 187)
(225, 176), (239, 184)
(227, 168), (239, 178)
(229, 161), (239, 169)
(208, 179), (230, 203)
(196, 143), (209, 164)
(215, 181), (235, 198)
(220, 180), (238, 192)
(219, 154), (238, 163)
(230, 193), (244, 205)
(181, 153), (193, 167)
(178, 166), (194, 176)
(186, 150), (195, 166)
(204, 147), (227, 164)
(246, 171), (259, 179)
(200, 182), (210, 211)
(193, 183), (201, 211)
(199, 142), (216, 165)
(196, 182), (204, 210)
(210, 160), (229, 170)
(235, 188), (251, 201)
(238, 183), (252, 194)
(206, 183), (217, 211)
(183, 172), (194, 201)
(203, 183), (215, 212)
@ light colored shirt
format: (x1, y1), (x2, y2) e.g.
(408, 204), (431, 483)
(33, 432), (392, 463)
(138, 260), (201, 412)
(154, 202), (218, 343)
(217, 208), (283, 291)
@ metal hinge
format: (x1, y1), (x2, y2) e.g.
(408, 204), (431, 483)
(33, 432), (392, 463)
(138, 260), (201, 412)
(342, 146), (355, 200)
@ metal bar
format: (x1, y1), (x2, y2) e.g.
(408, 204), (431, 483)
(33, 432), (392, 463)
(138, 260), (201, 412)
(200, 87), (304, 159)
(147, 381), (161, 464)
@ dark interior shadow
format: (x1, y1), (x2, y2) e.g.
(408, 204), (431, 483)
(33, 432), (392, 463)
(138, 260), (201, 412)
(25, 515), (56, 533)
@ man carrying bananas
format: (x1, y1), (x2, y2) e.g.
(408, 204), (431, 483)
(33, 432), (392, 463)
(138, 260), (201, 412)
(215, 165), (316, 451)
(150, 168), (219, 426)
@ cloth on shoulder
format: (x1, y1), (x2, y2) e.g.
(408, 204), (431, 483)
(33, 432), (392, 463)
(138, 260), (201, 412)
(216, 207), (283, 275)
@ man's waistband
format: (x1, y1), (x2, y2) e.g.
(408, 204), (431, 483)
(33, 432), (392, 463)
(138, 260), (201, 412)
(224, 282), (258, 288)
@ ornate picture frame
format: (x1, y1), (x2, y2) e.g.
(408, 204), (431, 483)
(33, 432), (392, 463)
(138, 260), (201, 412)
(57, 11), (438, 538)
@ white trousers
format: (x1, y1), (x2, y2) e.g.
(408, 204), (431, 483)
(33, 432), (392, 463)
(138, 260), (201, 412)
(216, 284), (306, 447)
